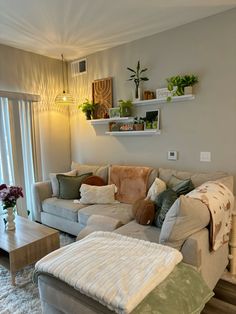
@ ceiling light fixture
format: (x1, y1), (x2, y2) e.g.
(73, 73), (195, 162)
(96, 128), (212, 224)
(55, 54), (74, 105)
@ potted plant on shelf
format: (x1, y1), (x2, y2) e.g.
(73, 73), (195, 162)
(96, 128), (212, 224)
(166, 74), (198, 101)
(118, 99), (133, 117)
(133, 117), (145, 131)
(79, 99), (98, 120)
(127, 60), (149, 100)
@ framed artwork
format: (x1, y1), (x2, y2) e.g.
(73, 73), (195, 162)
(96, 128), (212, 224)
(145, 109), (160, 130)
(92, 77), (113, 118)
(109, 107), (120, 118)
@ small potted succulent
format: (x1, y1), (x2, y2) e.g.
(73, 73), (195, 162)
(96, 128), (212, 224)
(118, 99), (133, 117)
(127, 61), (149, 100)
(133, 117), (145, 131)
(166, 74), (198, 101)
(79, 99), (98, 120)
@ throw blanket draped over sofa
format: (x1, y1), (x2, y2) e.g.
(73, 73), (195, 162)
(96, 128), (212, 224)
(35, 231), (182, 314)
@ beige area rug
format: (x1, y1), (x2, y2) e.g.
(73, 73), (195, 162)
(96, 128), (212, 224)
(0, 233), (75, 314)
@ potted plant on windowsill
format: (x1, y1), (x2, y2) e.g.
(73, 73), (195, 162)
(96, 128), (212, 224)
(79, 99), (98, 120)
(166, 74), (198, 102)
(127, 61), (149, 100)
(133, 117), (145, 131)
(118, 99), (133, 117)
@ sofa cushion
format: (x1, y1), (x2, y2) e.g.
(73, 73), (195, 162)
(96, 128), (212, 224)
(57, 173), (92, 199)
(109, 165), (153, 204)
(71, 162), (109, 184)
(82, 175), (106, 186)
(42, 198), (88, 222)
(50, 170), (77, 197)
(167, 175), (194, 196)
(132, 199), (155, 225)
(146, 177), (166, 201)
(115, 220), (160, 243)
(79, 184), (117, 204)
(154, 189), (178, 228)
(159, 195), (210, 250)
(159, 168), (228, 188)
(78, 203), (133, 227)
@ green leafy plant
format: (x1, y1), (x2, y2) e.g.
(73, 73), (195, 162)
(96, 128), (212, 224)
(166, 74), (198, 101)
(127, 61), (149, 99)
(134, 116), (145, 124)
(118, 99), (133, 117)
(79, 99), (98, 119)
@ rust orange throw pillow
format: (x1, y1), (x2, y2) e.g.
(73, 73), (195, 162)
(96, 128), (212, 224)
(132, 199), (155, 225)
(82, 175), (106, 186)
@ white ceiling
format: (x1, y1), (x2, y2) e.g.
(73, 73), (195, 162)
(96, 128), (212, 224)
(0, 0), (235, 61)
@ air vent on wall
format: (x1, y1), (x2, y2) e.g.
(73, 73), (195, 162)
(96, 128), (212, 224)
(71, 58), (87, 77)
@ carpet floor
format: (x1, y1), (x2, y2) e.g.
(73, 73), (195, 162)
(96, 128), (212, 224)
(0, 232), (75, 314)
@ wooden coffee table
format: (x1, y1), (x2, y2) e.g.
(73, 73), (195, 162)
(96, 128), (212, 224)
(0, 215), (60, 285)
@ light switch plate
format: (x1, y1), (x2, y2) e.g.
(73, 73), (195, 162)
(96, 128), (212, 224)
(168, 151), (178, 160)
(200, 152), (211, 162)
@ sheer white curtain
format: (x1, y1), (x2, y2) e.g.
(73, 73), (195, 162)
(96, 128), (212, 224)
(0, 96), (40, 218)
(0, 97), (14, 185)
(18, 100), (36, 218)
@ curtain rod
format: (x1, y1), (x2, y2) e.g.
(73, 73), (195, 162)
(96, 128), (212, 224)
(0, 90), (40, 102)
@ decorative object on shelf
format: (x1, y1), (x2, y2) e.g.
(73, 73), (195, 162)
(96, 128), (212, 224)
(118, 99), (133, 117)
(166, 74), (198, 102)
(145, 110), (160, 130)
(133, 117), (145, 131)
(109, 107), (120, 118)
(0, 184), (23, 231)
(156, 87), (177, 100)
(92, 77), (113, 118)
(143, 91), (155, 100)
(110, 122), (120, 132)
(127, 60), (149, 100)
(79, 99), (98, 120)
(120, 123), (134, 131)
(55, 54), (74, 105)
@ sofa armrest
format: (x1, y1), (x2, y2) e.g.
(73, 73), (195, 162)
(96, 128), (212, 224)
(32, 181), (52, 222)
(181, 228), (229, 289)
(181, 228), (208, 269)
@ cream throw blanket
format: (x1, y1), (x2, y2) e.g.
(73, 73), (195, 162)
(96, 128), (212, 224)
(187, 181), (234, 251)
(35, 232), (182, 314)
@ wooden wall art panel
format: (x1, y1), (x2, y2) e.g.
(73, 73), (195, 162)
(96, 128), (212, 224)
(92, 77), (113, 118)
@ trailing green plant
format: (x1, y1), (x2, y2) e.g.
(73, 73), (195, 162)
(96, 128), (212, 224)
(127, 61), (149, 98)
(79, 99), (98, 119)
(166, 74), (198, 101)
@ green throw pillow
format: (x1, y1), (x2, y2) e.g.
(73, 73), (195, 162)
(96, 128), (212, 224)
(154, 189), (178, 228)
(168, 175), (194, 196)
(56, 173), (92, 199)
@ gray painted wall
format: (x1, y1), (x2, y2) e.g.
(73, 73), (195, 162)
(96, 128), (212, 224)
(69, 9), (236, 189)
(0, 44), (71, 179)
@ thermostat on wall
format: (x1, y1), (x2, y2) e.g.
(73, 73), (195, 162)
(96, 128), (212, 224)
(168, 151), (178, 160)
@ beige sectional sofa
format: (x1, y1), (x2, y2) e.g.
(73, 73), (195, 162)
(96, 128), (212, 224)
(32, 163), (233, 289)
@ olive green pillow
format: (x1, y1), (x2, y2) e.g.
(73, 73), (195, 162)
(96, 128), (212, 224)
(56, 173), (92, 199)
(154, 189), (178, 228)
(168, 175), (194, 196)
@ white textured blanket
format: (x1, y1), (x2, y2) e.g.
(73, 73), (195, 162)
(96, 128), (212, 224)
(35, 232), (182, 314)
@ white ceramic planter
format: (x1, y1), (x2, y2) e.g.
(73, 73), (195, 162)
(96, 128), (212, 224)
(6, 207), (16, 231)
(184, 86), (193, 95)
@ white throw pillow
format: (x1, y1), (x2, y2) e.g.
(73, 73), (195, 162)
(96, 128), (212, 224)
(80, 184), (117, 204)
(146, 178), (166, 201)
(50, 170), (77, 197)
